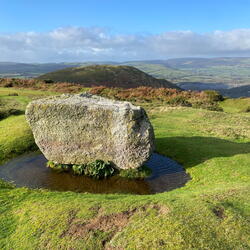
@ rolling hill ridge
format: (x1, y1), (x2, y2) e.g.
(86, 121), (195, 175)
(37, 65), (179, 89)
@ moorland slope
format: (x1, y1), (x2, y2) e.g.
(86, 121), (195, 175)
(37, 65), (178, 89)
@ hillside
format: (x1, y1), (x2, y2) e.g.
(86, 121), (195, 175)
(177, 82), (229, 90)
(219, 85), (250, 98)
(37, 65), (178, 89)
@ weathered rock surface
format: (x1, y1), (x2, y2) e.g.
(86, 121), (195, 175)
(25, 93), (154, 169)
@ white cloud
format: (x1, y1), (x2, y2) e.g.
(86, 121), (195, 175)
(0, 27), (250, 62)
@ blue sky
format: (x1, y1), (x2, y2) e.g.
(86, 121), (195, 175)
(1, 0), (250, 33)
(1, 0), (250, 62)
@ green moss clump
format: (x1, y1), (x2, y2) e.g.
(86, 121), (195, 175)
(72, 164), (85, 175)
(47, 160), (151, 179)
(119, 165), (152, 179)
(47, 160), (115, 179)
(84, 160), (115, 179)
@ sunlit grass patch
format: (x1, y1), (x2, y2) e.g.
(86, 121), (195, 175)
(220, 98), (250, 113)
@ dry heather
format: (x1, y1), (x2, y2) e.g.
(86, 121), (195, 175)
(90, 86), (224, 110)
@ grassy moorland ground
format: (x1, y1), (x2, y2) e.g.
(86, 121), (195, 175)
(220, 98), (250, 113)
(0, 87), (249, 249)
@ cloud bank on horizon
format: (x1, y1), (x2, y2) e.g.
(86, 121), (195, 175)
(1, 27), (250, 62)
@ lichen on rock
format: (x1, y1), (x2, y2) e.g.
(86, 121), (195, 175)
(25, 93), (154, 169)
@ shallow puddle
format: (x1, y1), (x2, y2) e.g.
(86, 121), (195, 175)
(0, 152), (190, 194)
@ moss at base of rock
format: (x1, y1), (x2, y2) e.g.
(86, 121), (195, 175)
(47, 160), (115, 179)
(47, 160), (152, 179)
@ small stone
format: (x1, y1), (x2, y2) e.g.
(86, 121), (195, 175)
(25, 93), (155, 169)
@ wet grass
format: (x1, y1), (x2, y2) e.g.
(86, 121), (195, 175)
(0, 88), (249, 249)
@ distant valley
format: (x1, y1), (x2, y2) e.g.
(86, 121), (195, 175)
(0, 57), (250, 97)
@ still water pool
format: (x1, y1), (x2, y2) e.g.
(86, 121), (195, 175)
(0, 152), (190, 195)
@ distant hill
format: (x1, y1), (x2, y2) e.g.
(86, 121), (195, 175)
(219, 85), (250, 98)
(124, 58), (250, 88)
(37, 65), (179, 89)
(0, 62), (83, 78)
(162, 57), (250, 68)
(178, 82), (250, 98)
(177, 82), (230, 90)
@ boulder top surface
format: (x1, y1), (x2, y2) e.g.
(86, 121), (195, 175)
(30, 93), (140, 111)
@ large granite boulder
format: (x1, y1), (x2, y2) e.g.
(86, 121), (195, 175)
(25, 93), (154, 169)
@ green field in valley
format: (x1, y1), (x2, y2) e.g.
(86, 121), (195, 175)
(0, 88), (249, 249)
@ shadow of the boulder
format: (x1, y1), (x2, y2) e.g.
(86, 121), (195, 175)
(155, 136), (250, 168)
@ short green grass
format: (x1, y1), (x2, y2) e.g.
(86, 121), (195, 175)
(0, 87), (58, 114)
(0, 115), (36, 164)
(220, 98), (250, 113)
(0, 89), (249, 249)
